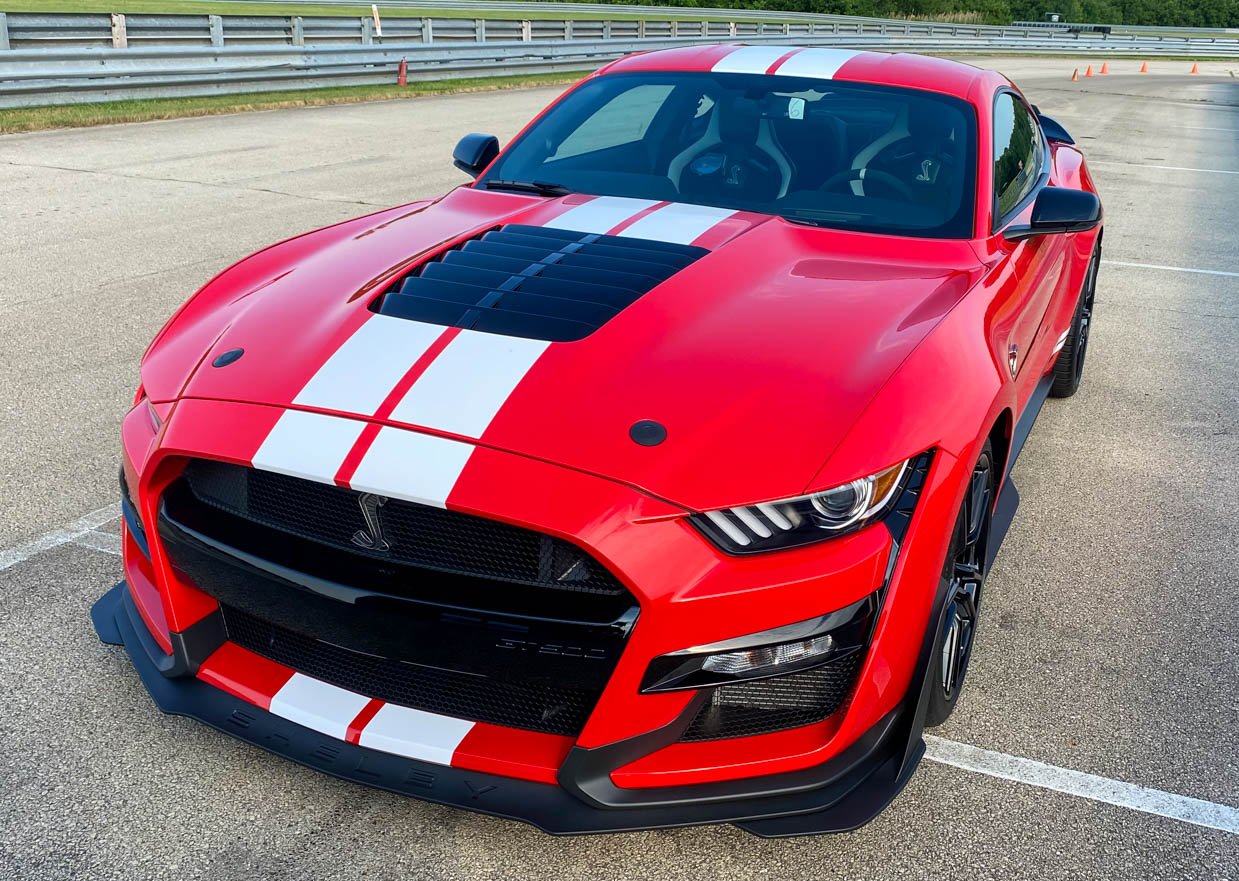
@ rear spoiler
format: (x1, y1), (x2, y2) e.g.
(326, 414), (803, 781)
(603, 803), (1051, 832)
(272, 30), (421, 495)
(1031, 105), (1075, 144)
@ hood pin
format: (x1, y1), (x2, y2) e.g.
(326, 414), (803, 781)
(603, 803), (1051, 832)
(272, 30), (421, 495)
(629, 420), (667, 447)
(212, 348), (245, 368)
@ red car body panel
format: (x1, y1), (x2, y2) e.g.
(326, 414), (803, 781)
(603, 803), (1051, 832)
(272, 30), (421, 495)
(99, 44), (1102, 834)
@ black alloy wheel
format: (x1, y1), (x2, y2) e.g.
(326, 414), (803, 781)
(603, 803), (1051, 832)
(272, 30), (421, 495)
(1050, 246), (1100, 398)
(925, 441), (995, 726)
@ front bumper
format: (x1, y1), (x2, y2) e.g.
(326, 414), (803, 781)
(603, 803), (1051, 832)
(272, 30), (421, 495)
(94, 581), (921, 836)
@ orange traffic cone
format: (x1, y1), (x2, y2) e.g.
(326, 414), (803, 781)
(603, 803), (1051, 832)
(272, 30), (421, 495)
(1100, 62), (1109, 74)
(1071, 68), (1080, 81)
(1190, 62), (1200, 74)
(1139, 61), (1148, 73)
(1085, 65), (1094, 77)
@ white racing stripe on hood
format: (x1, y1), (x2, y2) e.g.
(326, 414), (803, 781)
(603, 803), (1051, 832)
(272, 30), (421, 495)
(773, 47), (863, 79)
(293, 315), (444, 415)
(712, 45), (797, 74)
(542, 196), (660, 234)
(268, 674), (372, 741)
(618, 203), (737, 245)
(348, 427), (474, 508)
(389, 330), (550, 439)
(252, 409), (366, 485)
(359, 703), (475, 766)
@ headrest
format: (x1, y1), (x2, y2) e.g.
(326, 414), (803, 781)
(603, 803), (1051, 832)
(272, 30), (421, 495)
(718, 95), (762, 144)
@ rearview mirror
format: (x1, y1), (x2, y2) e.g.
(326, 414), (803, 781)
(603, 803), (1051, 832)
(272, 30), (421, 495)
(453, 133), (500, 178)
(1005, 187), (1101, 241)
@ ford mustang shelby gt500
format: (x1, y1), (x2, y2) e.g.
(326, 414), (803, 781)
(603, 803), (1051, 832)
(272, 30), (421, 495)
(93, 45), (1102, 835)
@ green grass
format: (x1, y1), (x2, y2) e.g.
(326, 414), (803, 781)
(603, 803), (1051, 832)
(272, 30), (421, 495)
(0, 71), (587, 133)
(2, 0), (776, 21)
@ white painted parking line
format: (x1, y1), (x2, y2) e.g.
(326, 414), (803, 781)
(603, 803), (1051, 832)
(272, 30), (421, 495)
(1104, 260), (1239, 278)
(925, 736), (1239, 835)
(1172, 125), (1239, 133)
(0, 502), (120, 572)
(1091, 160), (1239, 176)
(71, 530), (123, 557)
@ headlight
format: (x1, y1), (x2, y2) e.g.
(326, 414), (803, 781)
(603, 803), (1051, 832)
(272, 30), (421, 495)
(691, 454), (926, 554)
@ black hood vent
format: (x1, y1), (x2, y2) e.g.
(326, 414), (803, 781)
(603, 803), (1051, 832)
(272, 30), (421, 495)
(374, 223), (707, 342)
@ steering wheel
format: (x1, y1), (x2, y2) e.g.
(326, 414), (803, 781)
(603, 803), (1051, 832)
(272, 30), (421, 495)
(821, 168), (914, 201)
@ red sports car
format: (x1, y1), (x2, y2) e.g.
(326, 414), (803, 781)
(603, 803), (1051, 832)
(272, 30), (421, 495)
(94, 44), (1102, 835)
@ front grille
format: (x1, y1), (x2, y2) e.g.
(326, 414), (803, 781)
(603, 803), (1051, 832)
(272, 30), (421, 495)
(375, 223), (708, 342)
(182, 459), (625, 598)
(222, 605), (596, 736)
(680, 653), (863, 742)
(161, 459), (639, 737)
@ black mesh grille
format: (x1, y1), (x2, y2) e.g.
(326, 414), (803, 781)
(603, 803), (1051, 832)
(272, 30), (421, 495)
(375, 223), (707, 342)
(680, 653), (863, 742)
(222, 605), (596, 736)
(181, 459), (626, 597)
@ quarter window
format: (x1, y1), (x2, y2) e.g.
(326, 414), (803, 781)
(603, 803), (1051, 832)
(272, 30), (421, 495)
(993, 93), (1040, 224)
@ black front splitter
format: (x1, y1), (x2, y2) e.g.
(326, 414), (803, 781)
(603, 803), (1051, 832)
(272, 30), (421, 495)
(93, 582), (922, 837)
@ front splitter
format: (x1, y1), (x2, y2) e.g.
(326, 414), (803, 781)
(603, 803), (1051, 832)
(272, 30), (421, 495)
(92, 581), (921, 836)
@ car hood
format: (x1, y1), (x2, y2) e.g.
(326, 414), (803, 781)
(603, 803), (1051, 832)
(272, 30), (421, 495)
(160, 187), (984, 511)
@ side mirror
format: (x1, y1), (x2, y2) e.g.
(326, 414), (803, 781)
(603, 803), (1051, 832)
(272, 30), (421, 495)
(453, 133), (499, 178)
(1005, 187), (1101, 241)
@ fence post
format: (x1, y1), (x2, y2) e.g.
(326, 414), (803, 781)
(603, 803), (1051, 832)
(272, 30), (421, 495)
(474, 18), (484, 42)
(209, 14), (223, 47)
(564, 20), (573, 40)
(782, 22), (790, 35)
(521, 19), (531, 42)
(292, 16), (304, 46)
(638, 20), (646, 39)
(603, 20), (612, 39)
(670, 20), (678, 38)
(0, 13), (9, 51)
(110, 13), (127, 49)
(421, 18), (433, 44)
(361, 16), (374, 45)
(728, 21), (737, 38)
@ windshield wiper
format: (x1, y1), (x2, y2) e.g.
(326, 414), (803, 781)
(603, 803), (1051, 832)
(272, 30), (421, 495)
(482, 179), (572, 197)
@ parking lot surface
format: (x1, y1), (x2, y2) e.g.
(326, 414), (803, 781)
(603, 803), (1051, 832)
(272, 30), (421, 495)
(1, 57), (1236, 879)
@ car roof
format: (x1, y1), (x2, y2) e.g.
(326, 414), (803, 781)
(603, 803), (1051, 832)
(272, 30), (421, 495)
(598, 44), (1005, 104)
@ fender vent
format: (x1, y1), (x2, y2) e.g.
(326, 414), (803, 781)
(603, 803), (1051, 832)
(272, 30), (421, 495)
(374, 223), (707, 342)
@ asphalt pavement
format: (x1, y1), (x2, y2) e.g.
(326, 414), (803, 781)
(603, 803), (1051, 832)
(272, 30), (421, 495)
(1, 56), (1236, 879)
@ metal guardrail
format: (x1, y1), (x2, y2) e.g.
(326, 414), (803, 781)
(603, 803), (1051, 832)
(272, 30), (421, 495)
(191, 0), (1239, 36)
(1, 9), (1236, 109)
(1014, 19), (1239, 36)
(1, 11), (1105, 50)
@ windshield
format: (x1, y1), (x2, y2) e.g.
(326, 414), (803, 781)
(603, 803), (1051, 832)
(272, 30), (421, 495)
(480, 72), (977, 239)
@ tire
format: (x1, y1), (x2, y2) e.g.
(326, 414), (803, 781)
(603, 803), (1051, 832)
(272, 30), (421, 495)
(924, 440), (995, 728)
(1049, 245), (1099, 398)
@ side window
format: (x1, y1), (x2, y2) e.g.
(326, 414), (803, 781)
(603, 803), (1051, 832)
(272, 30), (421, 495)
(550, 84), (675, 160)
(992, 93), (1041, 225)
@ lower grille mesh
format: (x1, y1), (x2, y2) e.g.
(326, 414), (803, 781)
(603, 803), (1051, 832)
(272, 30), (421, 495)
(680, 653), (863, 741)
(222, 605), (598, 736)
